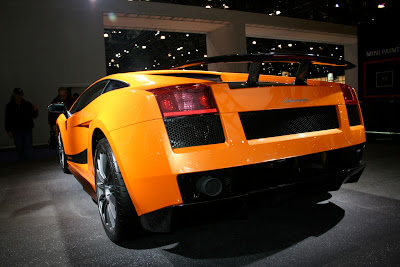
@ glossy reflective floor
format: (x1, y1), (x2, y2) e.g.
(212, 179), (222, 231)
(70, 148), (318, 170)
(0, 140), (399, 266)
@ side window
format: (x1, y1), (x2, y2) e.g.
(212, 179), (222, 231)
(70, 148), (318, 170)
(103, 80), (129, 94)
(70, 80), (108, 114)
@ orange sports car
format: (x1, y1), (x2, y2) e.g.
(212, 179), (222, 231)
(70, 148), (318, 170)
(48, 53), (366, 243)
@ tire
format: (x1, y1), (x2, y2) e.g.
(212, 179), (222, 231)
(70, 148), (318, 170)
(58, 132), (70, 174)
(94, 138), (141, 243)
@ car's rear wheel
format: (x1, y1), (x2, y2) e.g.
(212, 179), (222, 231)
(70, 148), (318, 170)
(94, 138), (141, 243)
(58, 132), (70, 174)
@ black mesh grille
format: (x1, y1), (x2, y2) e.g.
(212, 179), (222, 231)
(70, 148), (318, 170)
(347, 105), (361, 126)
(164, 114), (225, 148)
(239, 106), (339, 140)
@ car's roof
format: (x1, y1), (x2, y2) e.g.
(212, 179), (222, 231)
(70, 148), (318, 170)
(97, 70), (223, 90)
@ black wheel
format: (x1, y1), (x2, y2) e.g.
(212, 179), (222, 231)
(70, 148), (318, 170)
(94, 138), (141, 243)
(58, 132), (70, 174)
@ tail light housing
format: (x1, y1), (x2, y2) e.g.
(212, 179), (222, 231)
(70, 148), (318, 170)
(149, 83), (218, 117)
(340, 84), (358, 105)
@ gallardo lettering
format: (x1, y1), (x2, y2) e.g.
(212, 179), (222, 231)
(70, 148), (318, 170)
(282, 97), (308, 103)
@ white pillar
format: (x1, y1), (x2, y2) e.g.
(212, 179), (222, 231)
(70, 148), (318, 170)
(344, 43), (358, 92)
(206, 22), (247, 72)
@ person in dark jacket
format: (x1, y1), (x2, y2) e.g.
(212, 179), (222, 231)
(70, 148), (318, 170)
(5, 88), (38, 160)
(47, 87), (75, 149)
(48, 87), (75, 126)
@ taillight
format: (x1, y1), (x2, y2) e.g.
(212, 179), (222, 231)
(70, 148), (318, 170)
(149, 83), (218, 117)
(340, 84), (358, 105)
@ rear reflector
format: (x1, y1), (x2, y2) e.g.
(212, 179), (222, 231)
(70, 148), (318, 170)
(340, 84), (358, 105)
(149, 84), (218, 117)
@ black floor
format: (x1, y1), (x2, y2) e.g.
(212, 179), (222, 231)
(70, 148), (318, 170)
(0, 141), (399, 266)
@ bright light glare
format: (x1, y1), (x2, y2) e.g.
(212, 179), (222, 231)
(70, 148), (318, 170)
(108, 12), (117, 22)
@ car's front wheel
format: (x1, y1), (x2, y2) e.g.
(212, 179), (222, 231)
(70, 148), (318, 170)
(58, 132), (70, 174)
(94, 137), (141, 243)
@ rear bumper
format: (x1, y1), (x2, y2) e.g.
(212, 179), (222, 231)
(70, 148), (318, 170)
(140, 143), (366, 232)
(110, 116), (366, 217)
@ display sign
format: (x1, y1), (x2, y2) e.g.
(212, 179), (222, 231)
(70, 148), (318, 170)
(358, 20), (400, 98)
(363, 57), (400, 97)
(376, 71), (393, 88)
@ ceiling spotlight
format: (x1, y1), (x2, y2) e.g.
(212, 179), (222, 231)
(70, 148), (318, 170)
(335, 4), (339, 7)
(378, 3), (385, 8)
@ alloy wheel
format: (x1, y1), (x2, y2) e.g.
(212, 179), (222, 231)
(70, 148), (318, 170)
(96, 152), (117, 231)
(58, 132), (65, 168)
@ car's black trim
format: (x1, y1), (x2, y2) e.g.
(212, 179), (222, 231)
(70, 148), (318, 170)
(140, 149), (365, 233)
(66, 149), (88, 164)
(164, 114), (225, 148)
(347, 105), (361, 126)
(68, 163), (97, 201)
(177, 143), (365, 204)
(177, 162), (366, 206)
(140, 206), (173, 233)
(239, 106), (339, 140)
(152, 73), (222, 82)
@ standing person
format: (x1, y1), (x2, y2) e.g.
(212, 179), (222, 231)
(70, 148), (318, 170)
(48, 87), (75, 149)
(4, 88), (39, 160)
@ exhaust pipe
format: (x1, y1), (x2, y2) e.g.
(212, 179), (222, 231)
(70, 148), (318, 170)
(196, 176), (223, 197)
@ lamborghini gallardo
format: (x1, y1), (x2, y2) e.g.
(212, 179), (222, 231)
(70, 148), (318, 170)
(48, 53), (366, 243)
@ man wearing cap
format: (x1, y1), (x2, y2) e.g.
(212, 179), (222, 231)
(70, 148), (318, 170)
(5, 88), (39, 160)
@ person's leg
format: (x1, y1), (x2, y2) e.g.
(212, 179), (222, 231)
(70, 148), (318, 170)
(23, 130), (33, 160)
(13, 131), (24, 160)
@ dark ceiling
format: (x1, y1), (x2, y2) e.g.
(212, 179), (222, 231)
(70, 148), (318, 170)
(148, 0), (398, 25)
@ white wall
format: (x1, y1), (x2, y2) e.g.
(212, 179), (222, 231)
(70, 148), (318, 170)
(344, 43), (359, 92)
(0, 0), (106, 148)
(206, 22), (247, 72)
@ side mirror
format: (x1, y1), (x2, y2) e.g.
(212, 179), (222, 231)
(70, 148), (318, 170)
(47, 103), (71, 118)
(48, 103), (65, 113)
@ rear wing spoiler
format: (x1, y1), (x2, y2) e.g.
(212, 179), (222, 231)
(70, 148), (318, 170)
(174, 53), (356, 86)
